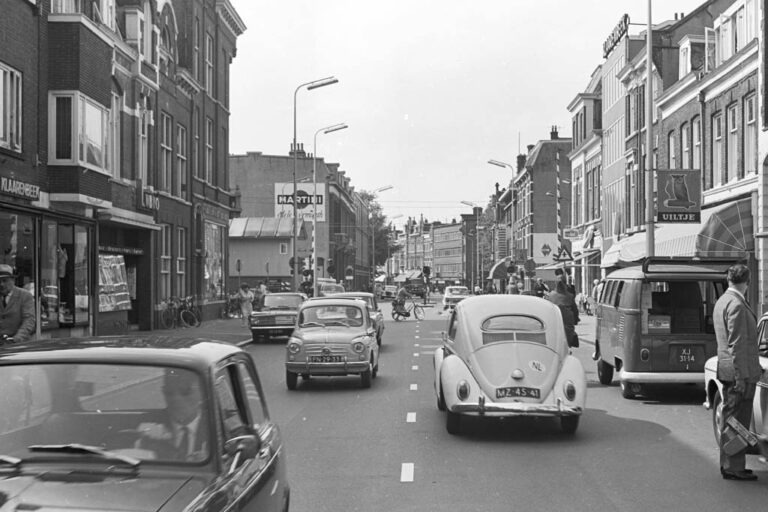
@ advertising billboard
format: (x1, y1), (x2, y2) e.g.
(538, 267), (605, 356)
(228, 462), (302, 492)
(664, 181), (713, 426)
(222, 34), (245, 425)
(275, 182), (326, 221)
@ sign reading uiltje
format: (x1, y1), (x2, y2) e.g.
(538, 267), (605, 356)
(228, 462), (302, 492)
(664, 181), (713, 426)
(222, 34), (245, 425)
(274, 183), (326, 221)
(0, 176), (41, 200)
(655, 169), (701, 223)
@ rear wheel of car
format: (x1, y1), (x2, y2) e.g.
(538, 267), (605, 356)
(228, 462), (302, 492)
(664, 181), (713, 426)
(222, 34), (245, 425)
(597, 359), (614, 385)
(620, 381), (642, 399)
(286, 371), (298, 390)
(372, 357), (379, 379)
(436, 381), (446, 411)
(446, 411), (461, 435)
(301, 373), (310, 380)
(413, 305), (425, 320)
(361, 364), (372, 388)
(712, 390), (723, 446)
(560, 416), (579, 434)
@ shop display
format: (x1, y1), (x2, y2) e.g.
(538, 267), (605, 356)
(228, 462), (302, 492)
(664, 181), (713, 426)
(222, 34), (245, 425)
(98, 254), (132, 312)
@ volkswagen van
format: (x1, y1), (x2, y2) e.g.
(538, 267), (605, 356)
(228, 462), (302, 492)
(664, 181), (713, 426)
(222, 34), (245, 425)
(593, 258), (730, 399)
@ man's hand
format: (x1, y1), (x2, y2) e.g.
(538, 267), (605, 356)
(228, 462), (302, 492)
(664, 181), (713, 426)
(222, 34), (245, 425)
(137, 422), (173, 442)
(733, 378), (746, 394)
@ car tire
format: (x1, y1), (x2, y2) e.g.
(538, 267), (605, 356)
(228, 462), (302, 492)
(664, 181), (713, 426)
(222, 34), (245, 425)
(361, 365), (373, 388)
(712, 390), (723, 446)
(286, 371), (298, 390)
(436, 381), (446, 411)
(251, 332), (259, 344)
(446, 410), (461, 435)
(597, 359), (614, 385)
(560, 416), (579, 434)
(301, 373), (310, 380)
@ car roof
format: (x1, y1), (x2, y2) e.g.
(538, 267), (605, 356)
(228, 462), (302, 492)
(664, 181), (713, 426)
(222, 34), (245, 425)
(265, 292), (306, 298)
(330, 292), (374, 299)
(303, 297), (367, 308)
(0, 336), (243, 371)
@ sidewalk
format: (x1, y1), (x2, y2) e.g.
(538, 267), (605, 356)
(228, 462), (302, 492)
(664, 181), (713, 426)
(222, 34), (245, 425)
(162, 317), (254, 347)
(575, 312), (597, 346)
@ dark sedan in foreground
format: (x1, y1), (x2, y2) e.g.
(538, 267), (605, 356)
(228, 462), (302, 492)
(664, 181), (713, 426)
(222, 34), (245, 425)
(0, 336), (290, 511)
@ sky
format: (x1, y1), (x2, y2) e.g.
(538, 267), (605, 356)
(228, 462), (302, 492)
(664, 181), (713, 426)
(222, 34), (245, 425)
(228, 0), (706, 230)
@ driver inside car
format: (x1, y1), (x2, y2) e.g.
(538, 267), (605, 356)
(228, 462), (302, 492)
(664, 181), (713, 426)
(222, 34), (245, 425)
(136, 369), (208, 461)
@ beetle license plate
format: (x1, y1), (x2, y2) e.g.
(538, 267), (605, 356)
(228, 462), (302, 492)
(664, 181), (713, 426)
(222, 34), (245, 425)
(309, 355), (343, 363)
(496, 387), (540, 399)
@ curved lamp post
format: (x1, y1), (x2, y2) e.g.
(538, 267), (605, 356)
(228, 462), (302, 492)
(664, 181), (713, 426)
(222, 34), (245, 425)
(368, 186), (393, 288)
(292, 76), (339, 290)
(311, 123), (348, 297)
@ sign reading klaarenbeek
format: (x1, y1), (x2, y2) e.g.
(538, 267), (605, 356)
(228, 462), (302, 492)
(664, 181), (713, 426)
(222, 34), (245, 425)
(275, 183), (326, 221)
(655, 169), (702, 223)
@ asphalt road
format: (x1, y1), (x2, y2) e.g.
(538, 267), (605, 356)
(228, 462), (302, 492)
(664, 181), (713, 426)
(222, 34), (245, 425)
(193, 300), (768, 511)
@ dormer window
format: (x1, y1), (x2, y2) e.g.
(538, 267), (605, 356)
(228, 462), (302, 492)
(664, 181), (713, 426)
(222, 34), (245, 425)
(706, 0), (757, 71)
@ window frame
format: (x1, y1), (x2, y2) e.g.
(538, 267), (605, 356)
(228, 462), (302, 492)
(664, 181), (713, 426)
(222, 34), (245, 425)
(680, 122), (690, 169)
(712, 112), (723, 186)
(667, 130), (676, 169)
(176, 226), (186, 297)
(744, 94), (756, 176)
(48, 91), (111, 174)
(160, 112), (172, 193)
(160, 224), (171, 299)
(205, 33), (214, 95)
(205, 116), (213, 184)
(727, 104), (739, 180)
(176, 123), (187, 197)
(0, 62), (22, 153)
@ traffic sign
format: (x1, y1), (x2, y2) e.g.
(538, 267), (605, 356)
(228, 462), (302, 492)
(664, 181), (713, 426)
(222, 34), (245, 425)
(552, 246), (573, 262)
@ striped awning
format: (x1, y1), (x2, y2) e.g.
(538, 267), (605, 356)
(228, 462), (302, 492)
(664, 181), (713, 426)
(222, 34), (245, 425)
(601, 198), (752, 267)
(229, 217), (295, 238)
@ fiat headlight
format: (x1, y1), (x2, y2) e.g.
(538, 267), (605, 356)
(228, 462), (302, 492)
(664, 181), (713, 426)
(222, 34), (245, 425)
(352, 341), (366, 353)
(287, 338), (302, 354)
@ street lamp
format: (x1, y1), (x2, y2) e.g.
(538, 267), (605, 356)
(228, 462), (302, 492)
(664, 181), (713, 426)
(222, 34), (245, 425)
(487, 159), (514, 169)
(292, 76), (339, 291)
(369, 186), (393, 288)
(312, 122), (348, 298)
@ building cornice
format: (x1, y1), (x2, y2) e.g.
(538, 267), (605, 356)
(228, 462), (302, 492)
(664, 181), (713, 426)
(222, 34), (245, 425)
(216, 0), (246, 38)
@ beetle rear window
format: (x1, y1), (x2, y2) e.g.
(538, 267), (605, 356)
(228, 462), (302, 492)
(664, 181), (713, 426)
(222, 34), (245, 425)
(481, 315), (547, 345)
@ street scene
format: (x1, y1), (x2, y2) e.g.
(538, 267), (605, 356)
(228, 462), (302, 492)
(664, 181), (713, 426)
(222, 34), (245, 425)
(3, 0), (768, 510)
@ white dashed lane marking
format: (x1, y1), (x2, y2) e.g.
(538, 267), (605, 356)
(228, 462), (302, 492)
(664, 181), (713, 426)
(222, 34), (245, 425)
(413, 352), (419, 357)
(412, 365), (418, 371)
(401, 463), (415, 482)
(406, 412), (416, 423)
(410, 384), (418, 391)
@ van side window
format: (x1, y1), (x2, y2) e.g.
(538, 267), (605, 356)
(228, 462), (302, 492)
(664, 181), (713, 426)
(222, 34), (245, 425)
(601, 281), (615, 305)
(612, 281), (624, 308)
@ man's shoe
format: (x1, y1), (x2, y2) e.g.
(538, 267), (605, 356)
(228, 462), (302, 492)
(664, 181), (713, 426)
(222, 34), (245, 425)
(721, 469), (758, 481)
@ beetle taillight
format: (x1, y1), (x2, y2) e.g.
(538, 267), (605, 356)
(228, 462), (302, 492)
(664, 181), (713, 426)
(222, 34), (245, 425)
(457, 380), (470, 401)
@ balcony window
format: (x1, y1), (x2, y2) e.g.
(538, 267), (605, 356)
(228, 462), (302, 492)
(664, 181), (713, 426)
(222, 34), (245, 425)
(49, 92), (110, 173)
(0, 62), (22, 152)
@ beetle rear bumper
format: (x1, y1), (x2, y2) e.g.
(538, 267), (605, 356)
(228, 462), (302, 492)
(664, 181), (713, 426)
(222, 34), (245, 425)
(450, 399), (582, 418)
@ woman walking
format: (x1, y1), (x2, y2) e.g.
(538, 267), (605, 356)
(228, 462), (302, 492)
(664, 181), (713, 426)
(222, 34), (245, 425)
(238, 284), (255, 326)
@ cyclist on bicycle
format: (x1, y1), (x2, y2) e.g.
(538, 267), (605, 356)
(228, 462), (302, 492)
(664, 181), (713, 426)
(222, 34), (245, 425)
(393, 285), (412, 317)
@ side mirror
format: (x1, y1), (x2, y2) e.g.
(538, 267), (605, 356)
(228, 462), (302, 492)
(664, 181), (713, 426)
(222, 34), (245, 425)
(224, 434), (261, 474)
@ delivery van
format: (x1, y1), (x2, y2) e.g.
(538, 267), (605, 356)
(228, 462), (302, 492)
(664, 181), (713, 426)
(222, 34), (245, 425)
(594, 258), (730, 399)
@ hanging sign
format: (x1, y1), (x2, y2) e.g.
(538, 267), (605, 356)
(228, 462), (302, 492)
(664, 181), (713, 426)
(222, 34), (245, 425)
(656, 169), (702, 223)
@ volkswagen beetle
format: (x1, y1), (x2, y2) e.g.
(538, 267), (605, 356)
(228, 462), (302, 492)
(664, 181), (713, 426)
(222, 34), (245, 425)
(433, 295), (586, 435)
(285, 298), (379, 389)
(0, 336), (290, 511)
(703, 312), (768, 450)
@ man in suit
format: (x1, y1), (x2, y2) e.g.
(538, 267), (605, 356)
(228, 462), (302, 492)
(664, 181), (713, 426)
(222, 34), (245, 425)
(713, 263), (762, 481)
(137, 369), (208, 461)
(0, 264), (35, 343)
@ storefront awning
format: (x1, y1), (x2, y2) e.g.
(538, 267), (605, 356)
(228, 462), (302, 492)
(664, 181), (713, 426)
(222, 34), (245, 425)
(229, 217), (294, 238)
(601, 199), (753, 268)
(486, 257), (511, 279)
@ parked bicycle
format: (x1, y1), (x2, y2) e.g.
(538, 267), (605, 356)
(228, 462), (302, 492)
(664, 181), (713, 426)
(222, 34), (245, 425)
(222, 293), (242, 319)
(178, 295), (201, 327)
(159, 297), (181, 329)
(391, 299), (425, 321)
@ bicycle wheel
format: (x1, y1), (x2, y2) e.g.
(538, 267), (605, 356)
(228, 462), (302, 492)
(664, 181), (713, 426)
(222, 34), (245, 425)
(180, 308), (200, 327)
(160, 306), (175, 329)
(413, 305), (425, 320)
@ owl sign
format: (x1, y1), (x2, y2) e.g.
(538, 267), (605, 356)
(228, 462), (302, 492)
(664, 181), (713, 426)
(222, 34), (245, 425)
(656, 169), (701, 223)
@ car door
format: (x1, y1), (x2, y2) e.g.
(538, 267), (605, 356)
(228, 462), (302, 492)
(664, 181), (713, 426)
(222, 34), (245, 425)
(210, 358), (283, 511)
(754, 317), (768, 437)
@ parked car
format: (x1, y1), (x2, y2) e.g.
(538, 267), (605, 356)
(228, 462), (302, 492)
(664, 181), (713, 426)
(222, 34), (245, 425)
(442, 285), (470, 310)
(286, 298), (379, 390)
(405, 280), (427, 299)
(0, 336), (290, 511)
(703, 312), (768, 451)
(318, 282), (345, 297)
(433, 295), (586, 435)
(325, 292), (385, 345)
(250, 292), (307, 343)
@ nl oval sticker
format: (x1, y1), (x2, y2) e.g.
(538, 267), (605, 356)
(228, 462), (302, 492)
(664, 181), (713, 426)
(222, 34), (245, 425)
(528, 360), (545, 373)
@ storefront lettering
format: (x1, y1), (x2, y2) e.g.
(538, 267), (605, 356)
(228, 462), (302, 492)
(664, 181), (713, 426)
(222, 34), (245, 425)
(0, 176), (41, 200)
(199, 203), (230, 221)
(603, 14), (630, 58)
(142, 187), (160, 210)
(658, 212), (700, 222)
(98, 245), (144, 255)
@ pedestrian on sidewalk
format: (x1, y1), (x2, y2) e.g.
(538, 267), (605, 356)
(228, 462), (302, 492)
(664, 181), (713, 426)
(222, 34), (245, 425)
(713, 263), (761, 481)
(0, 264), (36, 343)
(237, 284), (254, 326)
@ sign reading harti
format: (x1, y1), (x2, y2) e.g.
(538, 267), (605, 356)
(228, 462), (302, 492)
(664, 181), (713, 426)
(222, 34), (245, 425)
(275, 183), (326, 221)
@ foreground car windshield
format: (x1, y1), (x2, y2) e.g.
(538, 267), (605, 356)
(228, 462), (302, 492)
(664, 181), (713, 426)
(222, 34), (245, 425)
(299, 305), (364, 327)
(0, 364), (209, 464)
(264, 295), (303, 309)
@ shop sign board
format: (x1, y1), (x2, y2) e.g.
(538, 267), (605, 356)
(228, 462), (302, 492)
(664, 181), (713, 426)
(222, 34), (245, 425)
(656, 169), (701, 223)
(0, 176), (40, 201)
(603, 14), (630, 58)
(275, 183), (326, 221)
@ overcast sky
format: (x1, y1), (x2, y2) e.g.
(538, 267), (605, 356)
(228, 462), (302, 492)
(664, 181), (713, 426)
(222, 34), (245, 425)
(228, 0), (705, 229)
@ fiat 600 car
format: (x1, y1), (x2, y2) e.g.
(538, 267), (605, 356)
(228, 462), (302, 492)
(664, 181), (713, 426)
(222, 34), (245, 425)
(434, 295), (586, 435)
(285, 298), (379, 390)
(250, 292), (307, 343)
(0, 336), (290, 511)
(703, 312), (768, 450)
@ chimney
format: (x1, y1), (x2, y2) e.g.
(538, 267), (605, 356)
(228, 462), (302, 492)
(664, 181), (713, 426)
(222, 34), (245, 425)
(674, 12), (678, 20)
(289, 142), (307, 158)
(526, 144), (535, 154)
(550, 125), (559, 140)
(517, 154), (527, 171)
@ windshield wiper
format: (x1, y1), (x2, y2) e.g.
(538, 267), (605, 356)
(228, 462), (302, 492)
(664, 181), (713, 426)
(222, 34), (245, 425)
(28, 444), (140, 468)
(300, 322), (324, 328)
(0, 455), (22, 468)
(325, 320), (350, 326)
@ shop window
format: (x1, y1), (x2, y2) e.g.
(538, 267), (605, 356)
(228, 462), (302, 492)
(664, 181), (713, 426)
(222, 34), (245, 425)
(0, 211), (35, 300)
(204, 222), (224, 301)
(56, 224), (90, 326)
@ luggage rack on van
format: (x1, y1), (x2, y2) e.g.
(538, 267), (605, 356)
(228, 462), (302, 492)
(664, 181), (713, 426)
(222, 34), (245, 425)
(641, 257), (735, 277)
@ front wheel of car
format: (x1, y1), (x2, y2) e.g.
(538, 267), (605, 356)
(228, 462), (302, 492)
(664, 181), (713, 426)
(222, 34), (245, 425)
(446, 410), (461, 435)
(712, 390), (723, 446)
(560, 416), (579, 434)
(286, 371), (298, 390)
(597, 359), (614, 385)
(361, 365), (372, 388)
